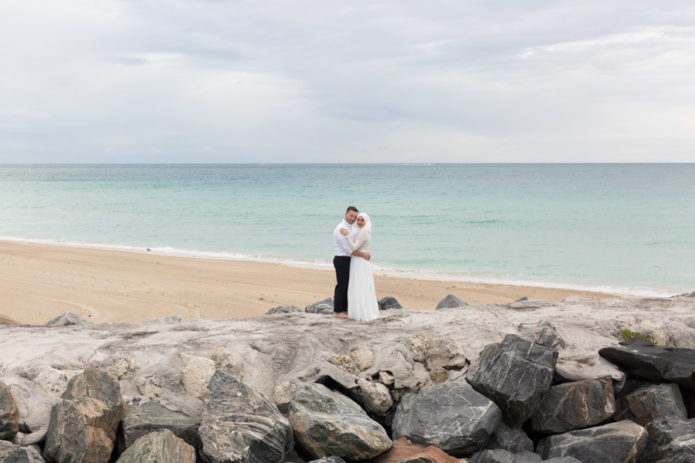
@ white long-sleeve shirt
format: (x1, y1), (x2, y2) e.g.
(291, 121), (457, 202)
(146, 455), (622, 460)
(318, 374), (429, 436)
(333, 220), (356, 256)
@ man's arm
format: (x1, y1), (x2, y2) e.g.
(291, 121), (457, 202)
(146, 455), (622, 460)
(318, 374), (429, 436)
(352, 250), (371, 260)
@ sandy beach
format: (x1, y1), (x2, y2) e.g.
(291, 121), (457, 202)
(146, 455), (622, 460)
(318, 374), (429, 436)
(0, 239), (620, 325)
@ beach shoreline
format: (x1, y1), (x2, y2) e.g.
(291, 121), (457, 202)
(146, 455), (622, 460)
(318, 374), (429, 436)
(1, 239), (626, 325)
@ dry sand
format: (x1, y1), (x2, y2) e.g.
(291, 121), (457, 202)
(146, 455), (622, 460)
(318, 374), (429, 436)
(0, 240), (619, 325)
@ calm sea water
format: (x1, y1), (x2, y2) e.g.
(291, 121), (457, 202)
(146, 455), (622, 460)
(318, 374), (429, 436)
(1, 164), (693, 295)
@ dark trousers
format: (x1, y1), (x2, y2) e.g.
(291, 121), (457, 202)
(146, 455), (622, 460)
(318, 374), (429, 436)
(333, 256), (351, 312)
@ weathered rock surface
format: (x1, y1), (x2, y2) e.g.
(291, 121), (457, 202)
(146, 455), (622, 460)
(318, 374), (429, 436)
(540, 458), (583, 463)
(469, 334), (557, 426)
(179, 353), (216, 400)
(555, 353), (626, 384)
(0, 382), (18, 440)
(615, 382), (687, 425)
(531, 377), (615, 434)
(485, 422), (533, 453)
(536, 420), (648, 462)
(43, 368), (124, 463)
(0, 440), (45, 462)
(288, 383), (391, 461)
(640, 417), (695, 463)
(119, 401), (200, 450)
(350, 345), (374, 372)
(468, 449), (542, 463)
(306, 458), (346, 463)
(435, 294), (468, 309)
(378, 297), (402, 310)
(518, 320), (566, 350)
(115, 429), (195, 463)
(599, 341), (695, 388)
(45, 312), (92, 326)
(266, 306), (302, 315)
(355, 379), (392, 415)
(1, 377), (57, 445)
(273, 381), (298, 414)
(392, 378), (502, 457)
(371, 437), (459, 463)
(305, 297), (334, 314)
(200, 370), (293, 463)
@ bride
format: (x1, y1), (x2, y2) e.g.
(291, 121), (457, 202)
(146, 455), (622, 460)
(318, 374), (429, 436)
(340, 213), (379, 321)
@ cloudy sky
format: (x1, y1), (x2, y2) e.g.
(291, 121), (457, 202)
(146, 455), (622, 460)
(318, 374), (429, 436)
(2, 0), (694, 162)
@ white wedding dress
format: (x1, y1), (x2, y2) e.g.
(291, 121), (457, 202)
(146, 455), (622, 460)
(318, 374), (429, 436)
(345, 217), (378, 322)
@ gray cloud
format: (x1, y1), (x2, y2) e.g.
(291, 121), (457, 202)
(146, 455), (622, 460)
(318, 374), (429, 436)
(1, 0), (694, 162)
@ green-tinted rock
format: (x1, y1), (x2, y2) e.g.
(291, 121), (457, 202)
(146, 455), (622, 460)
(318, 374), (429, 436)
(119, 401), (199, 450)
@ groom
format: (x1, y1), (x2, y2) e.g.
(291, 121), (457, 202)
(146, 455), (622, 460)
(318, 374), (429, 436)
(333, 206), (370, 318)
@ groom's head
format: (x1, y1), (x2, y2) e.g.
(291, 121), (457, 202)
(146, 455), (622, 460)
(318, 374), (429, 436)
(345, 206), (358, 224)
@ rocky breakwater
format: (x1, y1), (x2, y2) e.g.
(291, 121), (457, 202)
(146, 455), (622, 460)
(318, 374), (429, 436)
(0, 294), (694, 462)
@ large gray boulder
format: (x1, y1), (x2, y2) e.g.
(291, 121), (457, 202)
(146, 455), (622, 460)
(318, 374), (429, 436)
(43, 369), (124, 463)
(0, 440), (45, 462)
(435, 294), (468, 310)
(531, 377), (616, 434)
(536, 420), (648, 463)
(615, 383), (687, 426)
(392, 378), (502, 457)
(0, 382), (18, 440)
(640, 417), (695, 463)
(599, 341), (695, 388)
(200, 370), (293, 463)
(468, 449), (541, 463)
(45, 312), (92, 326)
(115, 429), (195, 463)
(378, 297), (402, 310)
(288, 383), (391, 461)
(305, 297), (334, 314)
(119, 401), (200, 450)
(468, 334), (557, 426)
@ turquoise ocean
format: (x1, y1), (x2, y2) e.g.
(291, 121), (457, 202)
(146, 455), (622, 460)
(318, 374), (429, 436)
(1, 164), (693, 296)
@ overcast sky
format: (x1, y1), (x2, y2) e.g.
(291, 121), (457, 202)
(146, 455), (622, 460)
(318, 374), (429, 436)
(1, 1), (694, 163)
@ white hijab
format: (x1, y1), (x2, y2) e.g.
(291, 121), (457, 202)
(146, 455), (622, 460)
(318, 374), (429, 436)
(357, 212), (372, 236)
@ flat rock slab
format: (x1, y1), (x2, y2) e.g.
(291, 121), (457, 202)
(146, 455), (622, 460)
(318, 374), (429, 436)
(289, 383), (391, 461)
(392, 378), (502, 457)
(115, 429), (195, 463)
(0, 440), (45, 462)
(599, 341), (695, 388)
(531, 377), (615, 434)
(0, 381), (18, 440)
(371, 437), (459, 463)
(43, 368), (124, 463)
(119, 401), (200, 450)
(641, 417), (695, 463)
(200, 370), (293, 463)
(536, 420), (647, 463)
(469, 334), (557, 426)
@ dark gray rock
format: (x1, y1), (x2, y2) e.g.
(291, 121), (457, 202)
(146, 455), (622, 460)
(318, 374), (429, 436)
(615, 383), (687, 425)
(43, 368), (124, 463)
(45, 312), (92, 326)
(531, 377), (615, 434)
(0, 382), (18, 441)
(486, 422), (534, 453)
(119, 401), (200, 450)
(677, 291), (695, 298)
(469, 334), (558, 426)
(305, 297), (335, 314)
(435, 294), (468, 310)
(200, 370), (293, 463)
(378, 296), (402, 310)
(640, 417), (695, 463)
(536, 420), (647, 463)
(599, 341), (695, 389)
(0, 440), (45, 462)
(541, 458), (583, 463)
(115, 429), (195, 463)
(266, 306), (303, 315)
(288, 383), (391, 461)
(392, 378), (502, 457)
(469, 449), (541, 463)
(308, 458), (346, 463)
(518, 321), (566, 350)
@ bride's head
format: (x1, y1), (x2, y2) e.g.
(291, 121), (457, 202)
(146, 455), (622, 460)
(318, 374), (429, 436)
(356, 213), (372, 233)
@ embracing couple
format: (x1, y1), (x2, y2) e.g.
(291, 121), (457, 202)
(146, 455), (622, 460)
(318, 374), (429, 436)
(332, 206), (379, 322)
